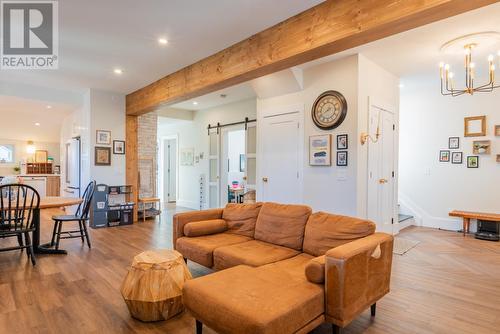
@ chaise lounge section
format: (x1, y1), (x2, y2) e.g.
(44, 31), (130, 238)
(173, 202), (394, 334)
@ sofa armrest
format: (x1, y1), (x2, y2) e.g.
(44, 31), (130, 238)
(184, 219), (228, 237)
(173, 209), (224, 249)
(324, 232), (394, 328)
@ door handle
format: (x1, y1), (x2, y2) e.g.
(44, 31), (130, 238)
(378, 178), (388, 184)
(242, 176), (247, 181)
(262, 177), (268, 183)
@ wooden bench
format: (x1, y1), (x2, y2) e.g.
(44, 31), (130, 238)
(449, 210), (500, 236)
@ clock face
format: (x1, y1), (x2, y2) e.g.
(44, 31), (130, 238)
(312, 91), (347, 130)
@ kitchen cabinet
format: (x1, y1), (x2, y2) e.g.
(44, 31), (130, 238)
(46, 176), (60, 196)
(22, 176), (47, 197)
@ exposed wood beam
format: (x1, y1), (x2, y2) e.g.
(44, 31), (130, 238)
(126, 0), (498, 115)
(126, 115), (139, 221)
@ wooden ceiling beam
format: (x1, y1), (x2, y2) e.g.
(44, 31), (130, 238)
(126, 0), (498, 116)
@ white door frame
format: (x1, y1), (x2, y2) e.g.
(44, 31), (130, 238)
(159, 134), (179, 206)
(256, 104), (304, 203)
(219, 124), (245, 206)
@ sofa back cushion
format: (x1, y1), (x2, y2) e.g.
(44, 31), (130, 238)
(223, 203), (263, 237)
(254, 202), (312, 250)
(303, 212), (376, 256)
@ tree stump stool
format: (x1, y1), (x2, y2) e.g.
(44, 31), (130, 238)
(121, 249), (192, 322)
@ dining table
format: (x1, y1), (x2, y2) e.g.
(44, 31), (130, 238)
(33, 196), (83, 254)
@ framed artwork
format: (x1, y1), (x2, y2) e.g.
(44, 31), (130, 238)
(34, 150), (48, 163)
(464, 116), (486, 137)
(113, 140), (125, 154)
(95, 147), (111, 166)
(180, 148), (194, 166)
(336, 134), (348, 150)
(439, 150), (450, 162)
(96, 130), (111, 145)
(472, 140), (491, 154)
(309, 134), (331, 166)
(448, 137), (460, 149)
(337, 151), (348, 166)
(495, 125), (500, 136)
(467, 156), (479, 168)
(451, 152), (463, 164)
(239, 154), (246, 172)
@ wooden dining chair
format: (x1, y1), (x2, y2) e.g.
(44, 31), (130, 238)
(50, 181), (96, 250)
(0, 184), (40, 265)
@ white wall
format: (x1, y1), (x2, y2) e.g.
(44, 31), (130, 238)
(158, 99), (256, 209)
(257, 54), (399, 219)
(400, 75), (500, 231)
(60, 89), (125, 193)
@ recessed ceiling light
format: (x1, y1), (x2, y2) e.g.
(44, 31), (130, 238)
(114, 68), (123, 75)
(193, 101), (198, 105)
(398, 83), (405, 88)
(46, 105), (52, 109)
(35, 122), (40, 126)
(158, 37), (168, 45)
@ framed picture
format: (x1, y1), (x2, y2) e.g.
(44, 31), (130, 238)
(96, 130), (111, 145)
(309, 134), (331, 166)
(448, 137), (459, 149)
(495, 125), (500, 136)
(113, 140), (125, 154)
(239, 154), (246, 172)
(439, 150), (450, 162)
(336, 134), (348, 150)
(180, 148), (194, 166)
(34, 150), (48, 163)
(467, 156), (479, 168)
(451, 152), (463, 164)
(337, 151), (348, 166)
(464, 116), (486, 137)
(95, 147), (111, 166)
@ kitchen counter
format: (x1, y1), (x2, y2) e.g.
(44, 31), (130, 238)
(19, 174), (60, 177)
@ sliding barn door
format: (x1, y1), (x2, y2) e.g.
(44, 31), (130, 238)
(208, 131), (220, 208)
(244, 122), (257, 192)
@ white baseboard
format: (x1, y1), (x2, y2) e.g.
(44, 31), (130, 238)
(176, 200), (199, 210)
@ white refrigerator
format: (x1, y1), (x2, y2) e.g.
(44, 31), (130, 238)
(64, 137), (81, 198)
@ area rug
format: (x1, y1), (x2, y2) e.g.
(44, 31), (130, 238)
(393, 237), (420, 255)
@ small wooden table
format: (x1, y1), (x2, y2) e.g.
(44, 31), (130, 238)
(121, 249), (192, 322)
(138, 197), (161, 222)
(449, 210), (500, 236)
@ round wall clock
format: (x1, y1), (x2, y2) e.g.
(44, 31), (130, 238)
(311, 90), (347, 130)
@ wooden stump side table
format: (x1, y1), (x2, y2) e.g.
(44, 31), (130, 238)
(121, 249), (192, 322)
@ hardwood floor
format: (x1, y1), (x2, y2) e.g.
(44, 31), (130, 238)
(1, 208), (499, 334)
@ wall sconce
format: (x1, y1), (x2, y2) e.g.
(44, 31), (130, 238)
(26, 141), (36, 154)
(360, 129), (380, 145)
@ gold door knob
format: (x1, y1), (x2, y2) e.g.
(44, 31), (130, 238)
(243, 176), (247, 181)
(262, 177), (268, 182)
(378, 178), (388, 184)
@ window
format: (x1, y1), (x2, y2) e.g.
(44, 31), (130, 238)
(0, 145), (15, 163)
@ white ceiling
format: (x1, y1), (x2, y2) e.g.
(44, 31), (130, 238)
(0, 96), (74, 142)
(0, 0), (323, 95)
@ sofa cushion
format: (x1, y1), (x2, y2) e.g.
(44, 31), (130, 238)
(305, 255), (325, 284)
(176, 232), (251, 268)
(223, 202), (262, 237)
(303, 212), (376, 256)
(184, 219), (227, 237)
(254, 202), (312, 250)
(213, 240), (300, 270)
(183, 254), (324, 334)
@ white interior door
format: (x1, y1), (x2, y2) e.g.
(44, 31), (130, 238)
(208, 131), (220, 208)
(245, 122), (257, 192)
(260, 112), (301, 204)
(367, 105), (396, 233)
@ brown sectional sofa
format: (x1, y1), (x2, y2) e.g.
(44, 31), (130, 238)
(173, 202), (394, 334)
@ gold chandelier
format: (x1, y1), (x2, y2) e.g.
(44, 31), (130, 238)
(440, 44), (500, 96)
